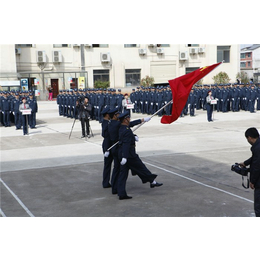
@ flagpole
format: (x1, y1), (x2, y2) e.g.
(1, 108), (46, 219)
(106, 100), (173, 152)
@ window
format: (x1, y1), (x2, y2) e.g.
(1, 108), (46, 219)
(125, 69), (141, 87)
(124, 44), (140, 48)
(247, 53), (251, 58)
(15, 44), (33, 47)
(53, 44), (70, 48)
(248, 62), (251, 67)
(217, 46), (230, 63)
(92, 44), (109, 48)
(93, 70), (110, 82)
(240, 53), (245, 59)
(240, 62), (246, 68)
(186, 67), (200, 74)
(187, 44), (199, 47)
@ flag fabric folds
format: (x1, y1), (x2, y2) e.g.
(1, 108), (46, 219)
(161, 61), (223, 124)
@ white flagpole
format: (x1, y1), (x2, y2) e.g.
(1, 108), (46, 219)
(106, 100), (173, 152)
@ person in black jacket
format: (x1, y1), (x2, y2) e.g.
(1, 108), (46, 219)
(239, 127), (260, 216)
(117, 112), (162, 200)
(76, 96), (92, 138)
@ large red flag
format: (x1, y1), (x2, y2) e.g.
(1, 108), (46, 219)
(161, 61), (223, 124)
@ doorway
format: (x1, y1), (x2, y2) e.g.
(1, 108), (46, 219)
(51, 79), (59, 98)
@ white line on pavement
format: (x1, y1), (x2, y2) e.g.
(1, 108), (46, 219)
(144, 161), (254, 204)
(0, 178), (35, 217)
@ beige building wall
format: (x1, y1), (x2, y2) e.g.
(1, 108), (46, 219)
(0, 44), (240, 99)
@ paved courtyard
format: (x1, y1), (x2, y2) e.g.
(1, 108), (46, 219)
(1, 101), (259, 217)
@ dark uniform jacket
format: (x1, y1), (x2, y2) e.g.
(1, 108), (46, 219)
(244, 138), (260, 188)
(118, 119), (142, 159)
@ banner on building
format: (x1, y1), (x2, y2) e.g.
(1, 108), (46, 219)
(21, 78), (29, 91)
(79, 77), (85, 89)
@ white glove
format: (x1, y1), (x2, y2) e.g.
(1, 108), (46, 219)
(104, 151), (110, 157)
(121, 158), (127, 165)
(135, 135), (139, 142)
(144, 117), (151, 122)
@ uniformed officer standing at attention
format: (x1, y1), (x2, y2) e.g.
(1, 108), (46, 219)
(101, 107), (113, 188)
(117, 112), (163, 200)
(27, 93), (38, 128)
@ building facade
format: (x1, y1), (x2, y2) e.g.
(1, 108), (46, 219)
(0, 44), (240, 100)
(240, 44), (260, 82)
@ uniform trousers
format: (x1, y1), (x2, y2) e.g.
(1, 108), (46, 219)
(206, 103), (213, 121)
(21, 115), (28, 135)
(254, 188), (260, 217)
(102, 154), (113, 188)
(118, 153), (157, 197)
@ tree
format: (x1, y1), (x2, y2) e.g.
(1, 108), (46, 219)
(140, 75), (154, 87)
(213, 72), (230, 84)
(236, 71), (249, 84)
(94, 80), (110, 89)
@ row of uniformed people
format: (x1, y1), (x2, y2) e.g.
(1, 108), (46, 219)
(101, 107), (163, 200)
(0, 91), (38, 130)
(56, 88), (125, 123)
(186, 84), (260, 115)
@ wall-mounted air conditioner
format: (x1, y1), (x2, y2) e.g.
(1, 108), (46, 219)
(139, 48), (147, 55)
(53, 51), (62, 63)
(101, 52), (110, 62)
(198, 47), (205, 53)
(157, 48), (164, 54)
(189, 48), (198, 54)
(179, 51), (188, 60)
(36, 50), (47, 63)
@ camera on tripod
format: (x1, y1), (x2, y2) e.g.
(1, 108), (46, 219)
(231, 163), (250, 189)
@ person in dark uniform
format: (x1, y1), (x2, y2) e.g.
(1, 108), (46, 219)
(76, 96), (92, 138)
(239, 127), (260, 217)
(11, 92), (22, 129)
(1, 92), (11, 127)
(101, 106), (113, 188)
(27, 93), (38, 128)
(188, 88), (197, 116)
(107, 108), (121, 194)
(117, 112), (162, 200)
(206, 90), (214, 122)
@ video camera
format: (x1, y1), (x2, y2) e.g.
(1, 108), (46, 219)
(231, 163), (250, 189)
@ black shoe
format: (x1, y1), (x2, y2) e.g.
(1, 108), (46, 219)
(81, 135), (85, 138)
(112, 191), (118, 195)
(119, 195), (132, 200)
(150, 182), (163, 188)
(103, 183), (111, 188)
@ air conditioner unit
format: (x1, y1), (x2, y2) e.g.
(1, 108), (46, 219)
(84, 44), (92, 47)
(179, 51), (188, 60)
(198, 47), (205, 53)
(101, 52), (110, 62)
(53, 51), (62, 63)
(189, 48), (198, 54)
(36, 50), (47, 63)
(139, 48), (147, 55)
(157, 48), (164, 54)
(15, 48), (21, 54)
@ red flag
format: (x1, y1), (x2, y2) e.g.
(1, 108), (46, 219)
(161, 61), (223, 124)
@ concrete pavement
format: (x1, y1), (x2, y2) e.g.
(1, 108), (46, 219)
(0, 101), (259, 217)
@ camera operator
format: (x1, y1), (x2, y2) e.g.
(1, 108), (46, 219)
(239, 127), (260, 216)
(76, 96), (92, 138)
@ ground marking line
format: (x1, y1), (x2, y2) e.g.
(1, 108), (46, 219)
(0, 178), (35, 217)
(144, 161), (254, 204)
(0, 208), (7, 217)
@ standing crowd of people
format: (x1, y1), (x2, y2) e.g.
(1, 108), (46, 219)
(56, 82), (260, 127)
(0, 90), (38, 135)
